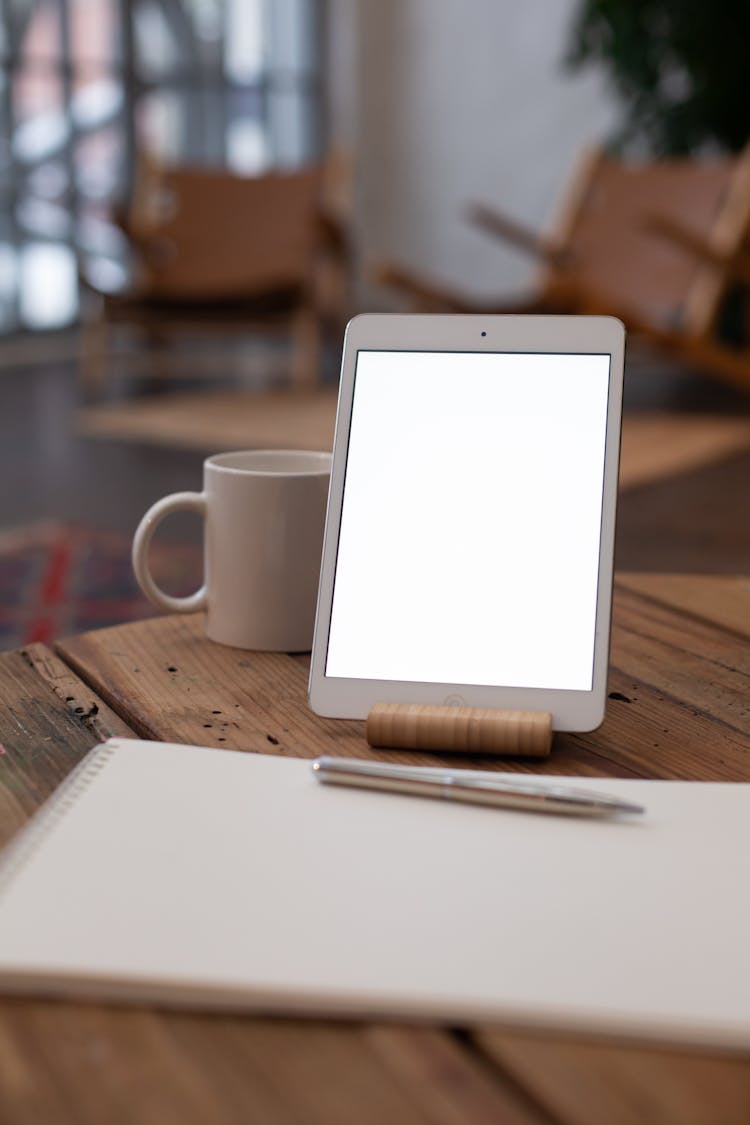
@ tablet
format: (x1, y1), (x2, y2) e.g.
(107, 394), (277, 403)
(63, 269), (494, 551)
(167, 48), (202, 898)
(309, 314), (625, 731)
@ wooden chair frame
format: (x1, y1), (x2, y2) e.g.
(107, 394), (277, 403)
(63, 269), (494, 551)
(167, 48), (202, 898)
(81, 154), (353, 397)
(376, 146), (750, 392)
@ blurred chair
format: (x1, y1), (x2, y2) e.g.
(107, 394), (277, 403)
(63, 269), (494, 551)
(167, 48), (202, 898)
(376, 146), (750, 392)
(81, 155), (353, 396)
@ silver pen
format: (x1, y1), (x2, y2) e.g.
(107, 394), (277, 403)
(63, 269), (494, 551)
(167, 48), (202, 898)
(311, 757), (644, 818)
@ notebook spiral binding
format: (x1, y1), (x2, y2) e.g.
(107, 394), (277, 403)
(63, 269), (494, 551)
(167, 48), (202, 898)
(0, 739), (120, 897)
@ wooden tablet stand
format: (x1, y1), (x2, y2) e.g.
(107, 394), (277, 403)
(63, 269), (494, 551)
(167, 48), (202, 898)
(366, 703), (553, 758)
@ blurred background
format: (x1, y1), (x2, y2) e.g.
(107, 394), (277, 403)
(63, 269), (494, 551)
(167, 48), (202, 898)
(1, 0), (749, 648)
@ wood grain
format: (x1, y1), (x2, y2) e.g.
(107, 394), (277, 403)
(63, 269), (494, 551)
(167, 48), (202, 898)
(0, 648), (110, 848)
(611, 587), (750, 728)
(54, 613), (632, 777)
(55, 575), (750, 782)
(21, 643), (133, 743)
(0, 1001), (545, 1125)
(600, 582), (750, 779)
(616, 573), (750, 641)
(367, 703), (552, 756)
(474, 1029), (750, 1125)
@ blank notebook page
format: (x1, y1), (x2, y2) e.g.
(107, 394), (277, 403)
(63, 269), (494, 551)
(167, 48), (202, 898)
(0, 738), (749, 1049)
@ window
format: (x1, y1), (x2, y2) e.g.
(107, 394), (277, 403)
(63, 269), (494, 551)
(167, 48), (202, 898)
(0, 0), (325, 332)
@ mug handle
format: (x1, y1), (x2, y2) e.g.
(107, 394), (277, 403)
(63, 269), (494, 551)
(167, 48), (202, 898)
(132, 492), (208, 613)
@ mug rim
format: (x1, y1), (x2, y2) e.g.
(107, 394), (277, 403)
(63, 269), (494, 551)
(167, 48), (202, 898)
(205, 449), (332, 477)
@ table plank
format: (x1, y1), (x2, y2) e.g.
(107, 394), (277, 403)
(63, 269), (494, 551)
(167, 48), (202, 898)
(473, 1030), (750, 1125)
(0, 1002), (548, 1125)
(0, 647), (111, 848)
(616, 574), (750, 642)
(55, 575), (750, 782)
(55, 613), (614, 776)
(585, 582), (750, 779)
(22, 643), (133, 743)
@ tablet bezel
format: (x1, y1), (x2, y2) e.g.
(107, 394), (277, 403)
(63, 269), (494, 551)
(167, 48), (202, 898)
(308, 314), (625, 731)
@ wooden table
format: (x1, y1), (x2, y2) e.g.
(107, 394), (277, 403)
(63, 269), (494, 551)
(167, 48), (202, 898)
(2, 573), (750, 1125)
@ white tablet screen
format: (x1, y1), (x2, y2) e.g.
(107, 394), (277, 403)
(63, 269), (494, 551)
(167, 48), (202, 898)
(325, 350), (611, 692)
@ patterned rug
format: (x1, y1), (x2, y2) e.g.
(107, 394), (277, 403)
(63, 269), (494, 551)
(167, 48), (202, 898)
(0, 523), (202, 651)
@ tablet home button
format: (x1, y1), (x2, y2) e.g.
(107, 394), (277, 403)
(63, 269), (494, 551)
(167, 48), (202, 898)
(443, 694), (467, 707)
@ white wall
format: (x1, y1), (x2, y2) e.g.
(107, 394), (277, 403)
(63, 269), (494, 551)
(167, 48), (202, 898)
(328, 0), (619, 305)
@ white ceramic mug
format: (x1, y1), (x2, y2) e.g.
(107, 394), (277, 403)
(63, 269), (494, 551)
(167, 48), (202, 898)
(132, 449), (331, 650)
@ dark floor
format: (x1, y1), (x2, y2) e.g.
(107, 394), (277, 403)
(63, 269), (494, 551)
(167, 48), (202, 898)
(1, 335), (749, 572)
(1, 353), (207, 545)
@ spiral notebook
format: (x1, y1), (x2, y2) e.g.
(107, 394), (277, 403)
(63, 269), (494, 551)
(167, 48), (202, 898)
(0, 737), (749, 1049)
